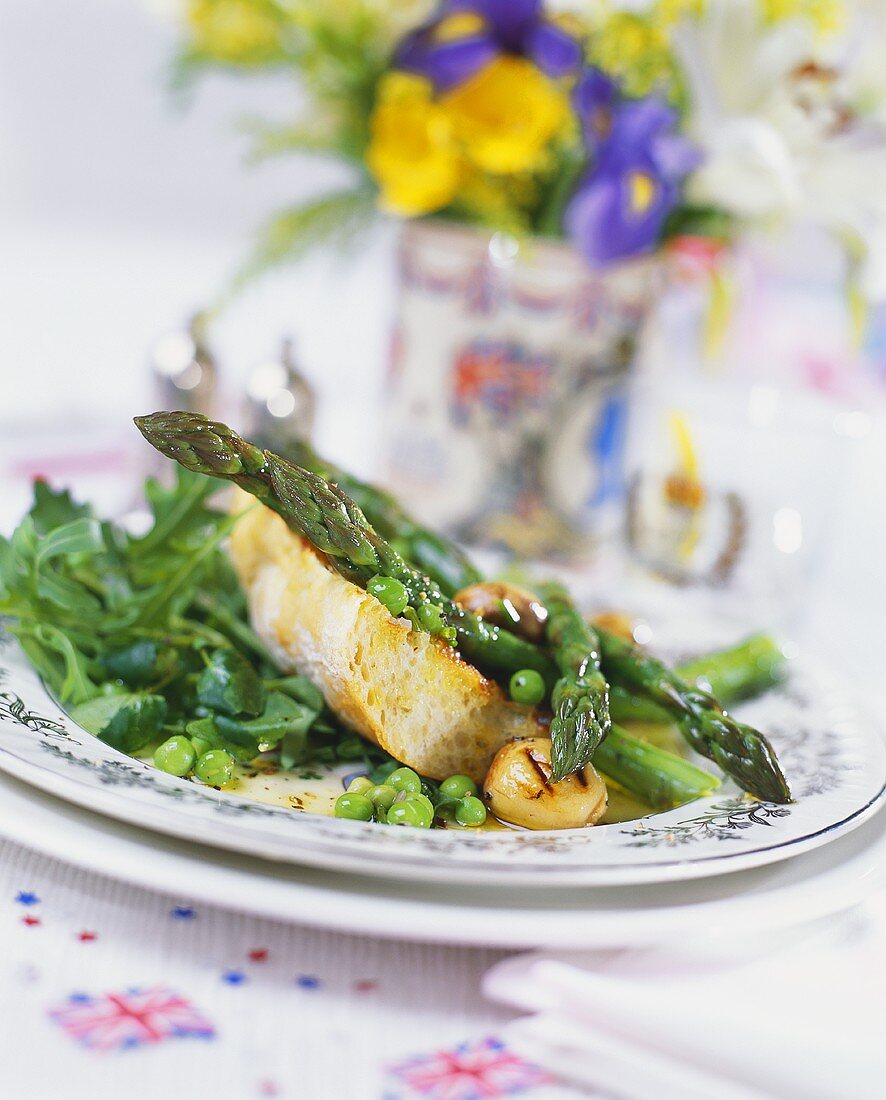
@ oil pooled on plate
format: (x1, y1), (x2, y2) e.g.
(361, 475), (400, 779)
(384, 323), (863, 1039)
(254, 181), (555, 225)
(221, 756), (659, 829)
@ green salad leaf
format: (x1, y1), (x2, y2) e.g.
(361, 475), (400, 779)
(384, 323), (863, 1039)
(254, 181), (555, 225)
(35, 517), (104, 569)
(30, 479), (92, 534)
(270, 674), (324, 712)
(99, 640), (162, 687)
(215, 692), (316, 752)
(0, 472), (386, 784)
(71, 692), (167, 753)
(197, 648), (267, 717)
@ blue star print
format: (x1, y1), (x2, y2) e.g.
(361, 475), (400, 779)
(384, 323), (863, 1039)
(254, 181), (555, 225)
(171, 906), (196, 920)
(15, 891), (40, 906)
(222, 971), (246, 985)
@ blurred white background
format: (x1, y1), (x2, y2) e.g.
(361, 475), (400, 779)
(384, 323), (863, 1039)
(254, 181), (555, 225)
(0, 0), (883, 693)
(0, 0), (394, 442)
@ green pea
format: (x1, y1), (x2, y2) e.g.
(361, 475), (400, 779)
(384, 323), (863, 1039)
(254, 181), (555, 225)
(455, 795), (487, 827)
(153, 736), (196, 777)
(441, 626), (458, 646)
(346, 776), (374, 794)
(370, 759), (399, 784)
(367, 574), (409, 617)
(416, 603), (446, 633)
(388, 766), (422, 794)
(509, 668), (546, 706)
(189, 734), (215, 758)
(439, 774), (477, 800)
(435, 800), (458, 824)
(403, 792), (434, 817)
(194, 749), (235, 787)
(387, 800), (432, 829)
(367, 784), (397, 810)
(334, 793), (374, 821)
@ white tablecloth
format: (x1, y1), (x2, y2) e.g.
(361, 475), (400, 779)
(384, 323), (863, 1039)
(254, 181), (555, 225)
(0, 835), (582, 1100)
(4, 827), (885, 1100)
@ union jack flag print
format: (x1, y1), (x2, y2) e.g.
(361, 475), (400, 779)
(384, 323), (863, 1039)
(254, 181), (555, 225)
(49, 986), (215, 1051)
(386, 1036), (552, 1099)
(452, 342), (552, 423)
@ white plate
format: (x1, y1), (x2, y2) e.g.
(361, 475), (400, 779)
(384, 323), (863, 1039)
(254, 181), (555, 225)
(0, 766), (883, 948)
(1, 630), (884, 886)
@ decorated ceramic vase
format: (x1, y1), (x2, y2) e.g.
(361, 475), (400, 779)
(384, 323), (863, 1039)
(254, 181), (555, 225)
(382, 220), (660, 558)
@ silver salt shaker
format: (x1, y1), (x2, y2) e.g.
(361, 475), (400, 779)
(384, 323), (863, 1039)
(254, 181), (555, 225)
(243, 338), (315, 446)
(149, 312), (217, 416)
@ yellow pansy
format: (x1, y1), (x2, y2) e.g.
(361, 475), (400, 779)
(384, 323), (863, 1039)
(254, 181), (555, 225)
(187, 0), (282, 63)
(441, 56), (570, 175)
(367, 73), (463, 216)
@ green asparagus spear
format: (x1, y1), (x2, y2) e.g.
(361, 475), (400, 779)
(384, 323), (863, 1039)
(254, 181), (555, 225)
(539, 583), (611, 782)
(609, 687), (672, 725)
(134, 412), (557, 687)
(678, 633), (786, 702)
(275, 438), (482, 596)
(598, 628), (791, 803)
(594, 724), (720, 809)
(610, 633), (787, 724)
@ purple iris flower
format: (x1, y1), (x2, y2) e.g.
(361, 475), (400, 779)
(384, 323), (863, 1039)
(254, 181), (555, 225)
(572, 68), (619, 149)
(566, 96), (701, 266)
(397, 0), (582, 91)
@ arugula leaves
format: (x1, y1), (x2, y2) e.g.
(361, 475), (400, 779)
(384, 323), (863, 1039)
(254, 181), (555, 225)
(196, 648), (267, 717)
(0, 472), (385, 777)
(30, 480), (91, 535)
(99, 640), (162, 687)
(71, 692), (167, 753)
(215, 693), (315, 752)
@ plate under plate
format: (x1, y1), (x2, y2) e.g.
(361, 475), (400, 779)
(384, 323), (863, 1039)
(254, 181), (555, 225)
(0, 768), (883, 948)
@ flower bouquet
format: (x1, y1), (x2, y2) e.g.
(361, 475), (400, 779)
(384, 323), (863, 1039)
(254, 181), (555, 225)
(181, 0), (713, 270)
(177, 0), (886, 555)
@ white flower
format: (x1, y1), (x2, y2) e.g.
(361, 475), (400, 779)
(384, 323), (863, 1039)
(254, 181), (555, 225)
(841, 1), (886, 126)
(674, 0), (886, 296)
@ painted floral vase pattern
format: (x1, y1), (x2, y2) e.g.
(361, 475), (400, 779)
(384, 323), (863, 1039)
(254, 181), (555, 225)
(382, 221), (660, 558)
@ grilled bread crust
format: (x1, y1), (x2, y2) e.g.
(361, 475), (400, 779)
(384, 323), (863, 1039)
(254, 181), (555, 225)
(228, 503), (543, 781)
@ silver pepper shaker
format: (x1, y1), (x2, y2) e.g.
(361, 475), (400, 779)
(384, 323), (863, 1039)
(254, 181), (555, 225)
(149, 312), (217, 416)
(243, 338), (316, 446)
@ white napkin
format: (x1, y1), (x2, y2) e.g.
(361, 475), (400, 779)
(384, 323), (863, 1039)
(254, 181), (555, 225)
(484, 890), (886, 1100)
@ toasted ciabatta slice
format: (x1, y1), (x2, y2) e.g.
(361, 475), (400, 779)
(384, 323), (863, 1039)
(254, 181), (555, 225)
(228, 501), (544, 781)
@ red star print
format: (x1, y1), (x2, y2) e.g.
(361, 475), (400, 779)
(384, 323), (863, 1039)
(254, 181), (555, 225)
(22, 915), (41, 927)
(248, 949), (268, 963)
(354, 980), (377, 994)
(78, 931), (97, 942)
